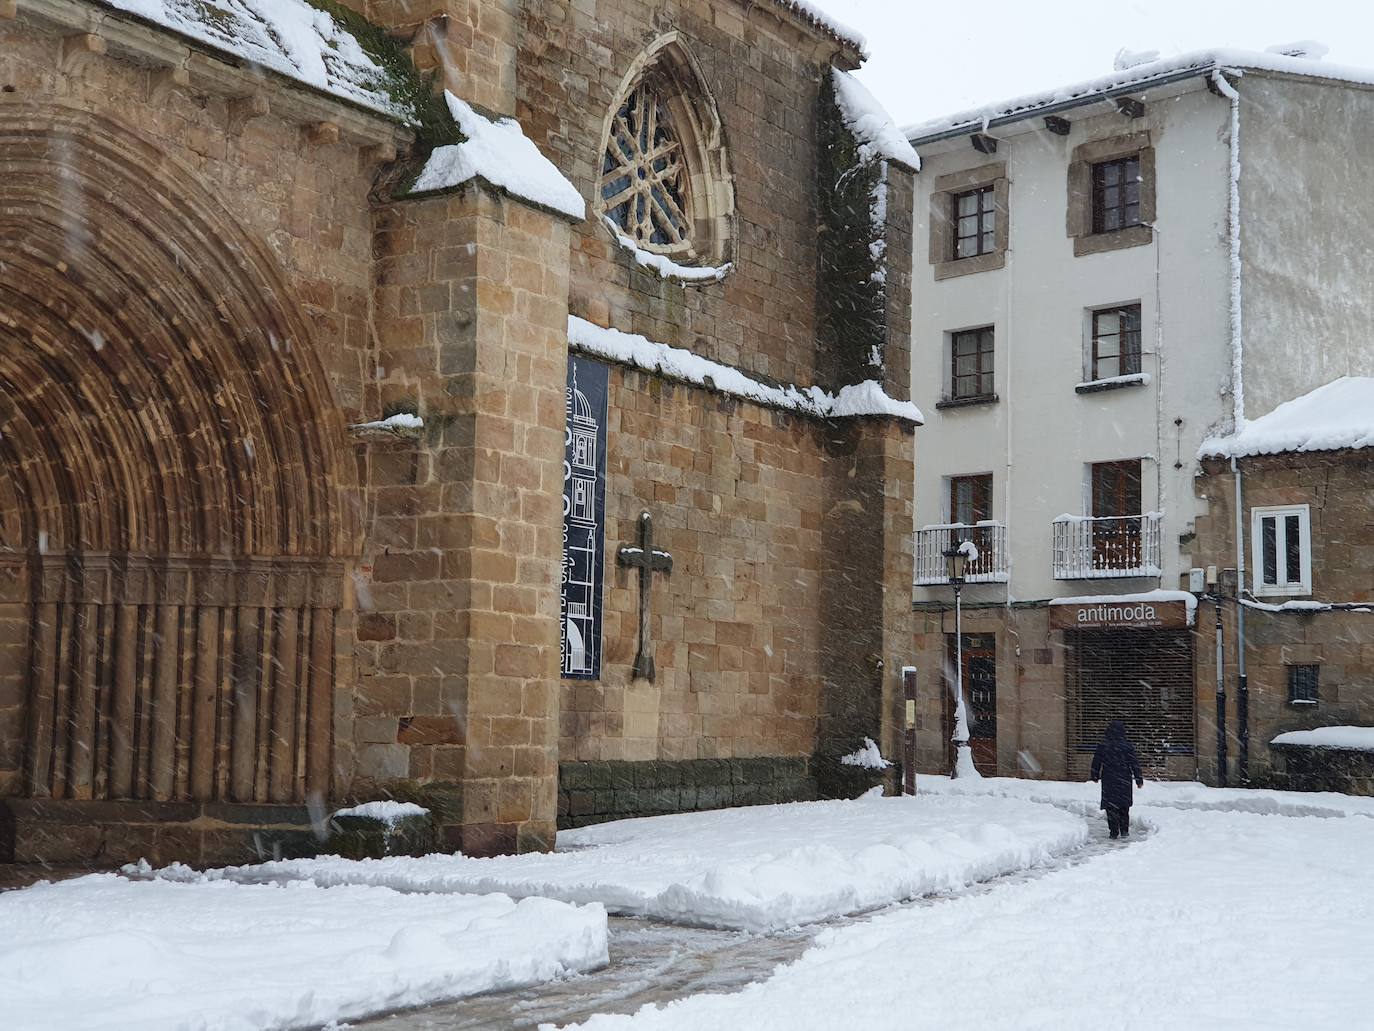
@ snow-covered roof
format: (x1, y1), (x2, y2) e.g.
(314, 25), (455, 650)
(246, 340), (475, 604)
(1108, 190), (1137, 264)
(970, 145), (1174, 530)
(409, 93), (586, 221)
(568, 316), (923, 424)
(831, 69), (920, 171)
(97, 0), (413, 120)
(906, 46), (1374, 143)
(1200, 377), (1374, 459)
(768, 1), (867, 59)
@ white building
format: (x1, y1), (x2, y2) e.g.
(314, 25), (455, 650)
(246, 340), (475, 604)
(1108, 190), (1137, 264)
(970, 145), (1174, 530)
(905, 47), (1374, 780)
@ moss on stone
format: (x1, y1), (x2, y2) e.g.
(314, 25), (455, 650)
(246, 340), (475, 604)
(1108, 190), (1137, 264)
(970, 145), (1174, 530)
(816, 70), (887, 390)
(304, 0), (460, 144)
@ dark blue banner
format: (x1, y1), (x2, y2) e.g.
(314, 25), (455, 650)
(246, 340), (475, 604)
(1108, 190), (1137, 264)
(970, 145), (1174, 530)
(561, 355), (608, 679)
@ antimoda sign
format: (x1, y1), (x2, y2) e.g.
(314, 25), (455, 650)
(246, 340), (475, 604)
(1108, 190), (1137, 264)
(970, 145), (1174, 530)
(1049, 599), (1190, 630)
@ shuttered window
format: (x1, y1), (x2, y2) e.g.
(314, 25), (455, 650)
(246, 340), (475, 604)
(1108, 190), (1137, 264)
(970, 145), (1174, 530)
(1065, 629), (1195, 779)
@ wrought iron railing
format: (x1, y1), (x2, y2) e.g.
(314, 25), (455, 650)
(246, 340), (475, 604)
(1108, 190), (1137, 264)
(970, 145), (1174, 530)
(914, 521), (1008, 585)
(1052, 513), (1162, 579)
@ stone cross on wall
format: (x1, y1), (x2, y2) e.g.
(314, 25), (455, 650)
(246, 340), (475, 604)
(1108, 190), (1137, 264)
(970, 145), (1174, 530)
(617, 510), (673, 681)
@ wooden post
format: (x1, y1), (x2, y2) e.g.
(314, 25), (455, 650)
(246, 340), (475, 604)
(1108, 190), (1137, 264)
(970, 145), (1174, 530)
(903, 666), (918, 795)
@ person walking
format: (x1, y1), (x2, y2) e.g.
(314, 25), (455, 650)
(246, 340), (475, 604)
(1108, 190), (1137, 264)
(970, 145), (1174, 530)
(1091, 719), (1144, 839)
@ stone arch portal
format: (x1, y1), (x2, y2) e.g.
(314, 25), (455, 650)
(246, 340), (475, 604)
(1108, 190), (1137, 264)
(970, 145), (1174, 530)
(0, 105), (356, 806)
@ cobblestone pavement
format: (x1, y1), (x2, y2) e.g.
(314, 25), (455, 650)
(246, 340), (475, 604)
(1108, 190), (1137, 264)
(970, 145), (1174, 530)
(355, 810), (1133, 1030)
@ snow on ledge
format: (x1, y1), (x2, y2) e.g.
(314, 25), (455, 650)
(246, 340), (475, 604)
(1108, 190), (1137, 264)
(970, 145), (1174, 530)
(839, 738), (892, 769)
(831, 69), (920, 171)
(352, 412), (424, 433)
(770, 0), (868, 57)
(334, 800), (430, 824)
(98, 0), (411, 119)
(410, 93), (586, 221)
(1241, 597), (1374, 614)
(1049, 589), (1198, 624)
(568, 316), (923, 424)
(602, 217), (731, 283)
(1200, 376), (1374, 459)
(1076, 372), (1151, 391)
(1272, 726), (1374, 751)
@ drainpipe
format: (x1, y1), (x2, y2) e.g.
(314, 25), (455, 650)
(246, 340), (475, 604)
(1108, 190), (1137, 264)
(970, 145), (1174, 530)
(1213, 68), (1250, 785)
(1233, 456), (1249, 783)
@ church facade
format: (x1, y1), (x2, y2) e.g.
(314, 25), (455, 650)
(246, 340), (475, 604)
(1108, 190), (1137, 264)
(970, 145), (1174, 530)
(0, 0), (919, 866)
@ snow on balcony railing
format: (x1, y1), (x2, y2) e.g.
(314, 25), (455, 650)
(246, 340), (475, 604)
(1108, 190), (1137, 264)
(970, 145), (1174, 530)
(1052, 513), (1162, 580)
(915, 521), (1008, 585)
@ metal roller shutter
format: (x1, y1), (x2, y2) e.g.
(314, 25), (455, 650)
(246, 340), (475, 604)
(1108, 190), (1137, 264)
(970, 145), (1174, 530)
(1066, 629), (1195, 779)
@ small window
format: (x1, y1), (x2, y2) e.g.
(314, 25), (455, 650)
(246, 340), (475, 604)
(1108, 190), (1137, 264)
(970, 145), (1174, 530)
(1252, 505), (1312, 596)
(1091, 155), (1142, 234)
(949, 474), (993, 526)
(1287, 664), (1319, 705)
(1090, 305), (1142, 381)
(950, 327), (994, 401)
(952, 186), (996, 259)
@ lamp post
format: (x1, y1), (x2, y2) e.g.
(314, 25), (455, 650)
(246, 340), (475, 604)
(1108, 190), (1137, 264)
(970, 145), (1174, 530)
(943, 545), (973, 778)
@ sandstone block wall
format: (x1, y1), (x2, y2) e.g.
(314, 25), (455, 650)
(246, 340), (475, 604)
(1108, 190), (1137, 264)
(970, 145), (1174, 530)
(0, 12), (401, 813)
(521, 0), (860, 390)
(560, 369), (827, 765)
(1194, 453), (1374, 785)
(911, 605), (1070, 781)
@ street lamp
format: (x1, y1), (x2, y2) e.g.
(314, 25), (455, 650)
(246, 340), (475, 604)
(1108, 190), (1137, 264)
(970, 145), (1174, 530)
(943, 545), (974, 778)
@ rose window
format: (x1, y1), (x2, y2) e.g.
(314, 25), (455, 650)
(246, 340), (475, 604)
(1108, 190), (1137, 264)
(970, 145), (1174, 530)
(596, 37), (734, 272)
(600, 84), (692, 254)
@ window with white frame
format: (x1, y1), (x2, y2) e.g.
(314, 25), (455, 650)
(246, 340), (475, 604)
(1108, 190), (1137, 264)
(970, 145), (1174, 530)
(1251, 505), (1311, 596)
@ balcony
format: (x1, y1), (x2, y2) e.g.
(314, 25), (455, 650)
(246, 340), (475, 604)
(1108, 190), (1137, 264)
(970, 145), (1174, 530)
(1052, 513), (1162, 580)
(915, 522), (1009, 585)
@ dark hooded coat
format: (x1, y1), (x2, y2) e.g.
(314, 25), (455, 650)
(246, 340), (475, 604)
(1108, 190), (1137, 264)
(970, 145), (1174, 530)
(1091, 720), (1143, 810)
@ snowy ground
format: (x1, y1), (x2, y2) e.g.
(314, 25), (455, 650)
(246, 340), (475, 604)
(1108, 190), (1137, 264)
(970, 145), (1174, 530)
(558, 788), (1374, 1031)
(186, 793), (1086, 932)
(919, 772), (1374, 818)
(0, 875), (607, 1031)
(15, 782), (1373, 1030)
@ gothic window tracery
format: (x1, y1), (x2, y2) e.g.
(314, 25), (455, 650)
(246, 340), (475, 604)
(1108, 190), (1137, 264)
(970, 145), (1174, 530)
(601, 85), (691, 251)
(596, 36), (734, 271)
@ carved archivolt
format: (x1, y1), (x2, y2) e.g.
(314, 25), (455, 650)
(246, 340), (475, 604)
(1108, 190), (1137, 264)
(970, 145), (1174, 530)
(597, 34), (734, 269)
(0, 104), (356, 803)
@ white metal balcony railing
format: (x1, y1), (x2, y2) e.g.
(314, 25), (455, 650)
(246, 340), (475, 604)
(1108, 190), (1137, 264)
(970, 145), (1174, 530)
(1052, 513), (1163, 580)
(914, 522), (1009, 586)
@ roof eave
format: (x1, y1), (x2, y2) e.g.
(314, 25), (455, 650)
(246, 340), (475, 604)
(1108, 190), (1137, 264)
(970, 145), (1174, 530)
(907, 63), (1225, 147)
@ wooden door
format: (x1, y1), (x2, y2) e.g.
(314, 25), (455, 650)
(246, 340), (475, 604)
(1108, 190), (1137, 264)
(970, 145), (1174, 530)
(946, 633), (997, 775)
(949, 474), (994, 576)
(1090, 460), (1142, 569)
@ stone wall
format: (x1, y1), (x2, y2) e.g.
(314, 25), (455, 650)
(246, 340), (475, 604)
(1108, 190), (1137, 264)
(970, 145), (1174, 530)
(0, 9), (401, 821)
(910, 605), (1069, 781)
(1194, 452), (1374, 784)
(1, 0), (915, 861)
(355, 186), (573, 855)
(558, 755), (815, 828)
(560, 369), (827, 765)
(520, 0), (861, 390)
